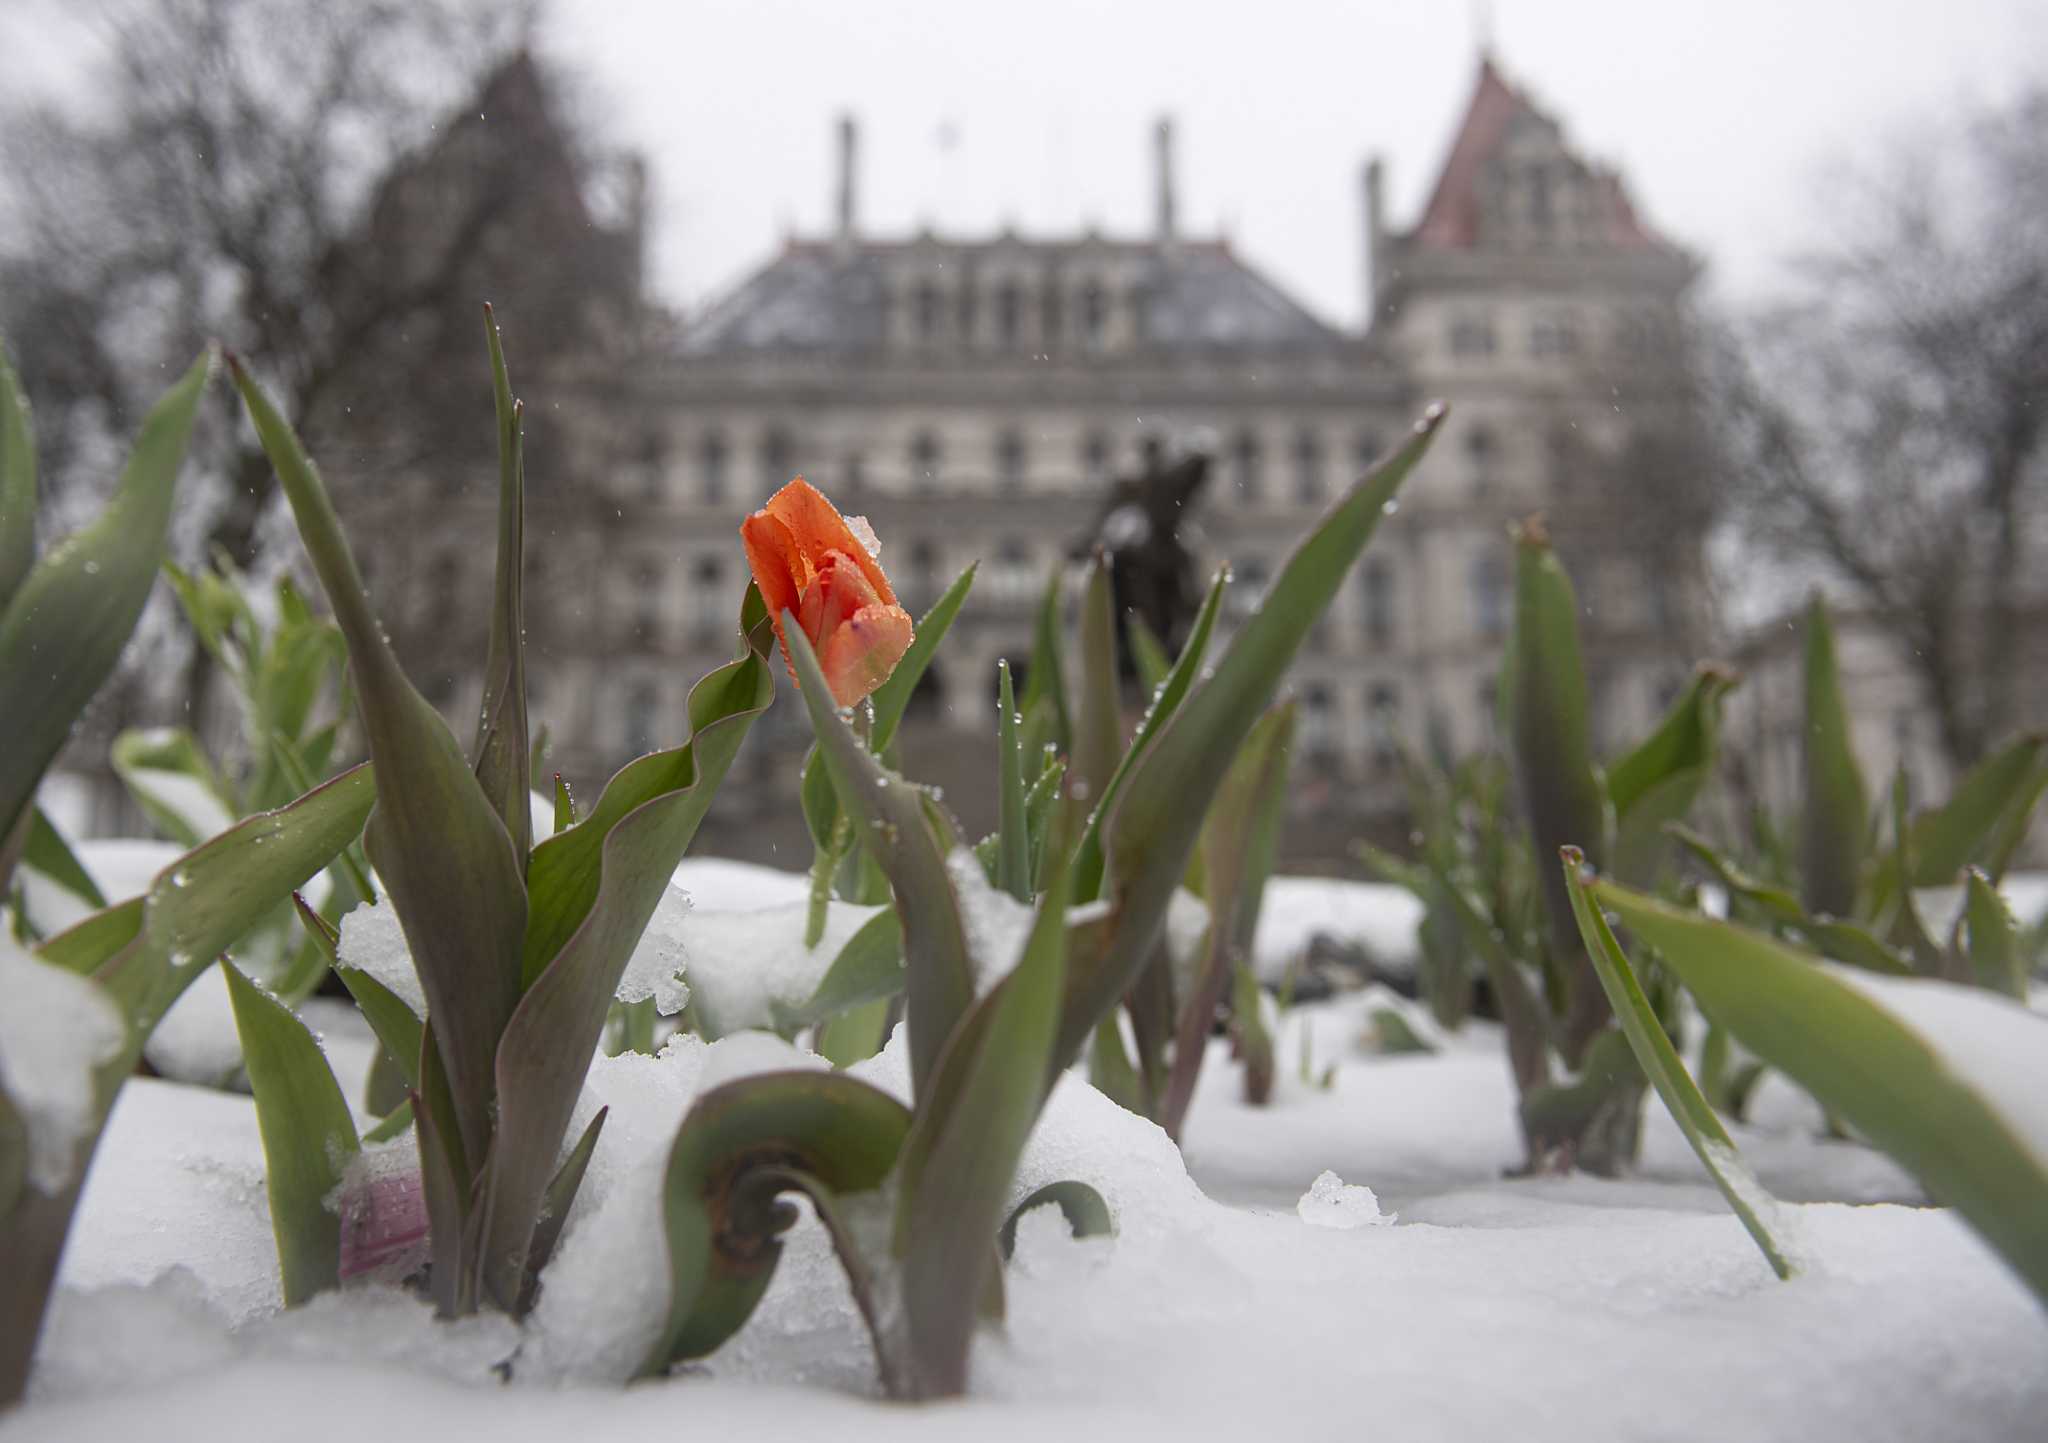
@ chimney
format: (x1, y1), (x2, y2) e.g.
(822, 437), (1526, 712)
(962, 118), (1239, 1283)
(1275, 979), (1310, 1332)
(1363, 155), (1388, 328)
(1154, 115), (1177, 242)
(836, 113), (859, 242)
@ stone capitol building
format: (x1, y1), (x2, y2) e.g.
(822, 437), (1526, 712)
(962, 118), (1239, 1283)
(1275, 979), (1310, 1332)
(373, 53), (1712, 867)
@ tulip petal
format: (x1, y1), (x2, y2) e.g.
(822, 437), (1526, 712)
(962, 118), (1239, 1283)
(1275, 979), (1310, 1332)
(762, 478), (899, 608)
(740, 509), (805, 625)
(819, 602), (914, 708)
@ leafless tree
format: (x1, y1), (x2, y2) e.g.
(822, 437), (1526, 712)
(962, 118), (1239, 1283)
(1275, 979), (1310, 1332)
(1710, 83), (2048, 768)
(0, 0), (639, 720)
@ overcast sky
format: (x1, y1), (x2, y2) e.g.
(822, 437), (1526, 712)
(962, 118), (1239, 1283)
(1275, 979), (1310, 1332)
(537, 0), (2040, 326)
(7, 0), (2041, 327)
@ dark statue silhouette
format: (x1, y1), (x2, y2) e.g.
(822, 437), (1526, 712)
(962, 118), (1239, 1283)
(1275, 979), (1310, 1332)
(1071, 440), (1214, 667)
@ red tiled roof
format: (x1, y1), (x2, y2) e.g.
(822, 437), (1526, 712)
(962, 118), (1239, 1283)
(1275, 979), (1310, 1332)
(1410, 55), (1663, 252)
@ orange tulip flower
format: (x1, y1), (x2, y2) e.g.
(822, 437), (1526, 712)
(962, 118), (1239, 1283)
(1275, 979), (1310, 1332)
(741, 477), (915, 708)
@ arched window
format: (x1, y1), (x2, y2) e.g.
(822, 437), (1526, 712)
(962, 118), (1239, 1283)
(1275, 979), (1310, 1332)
(996, 281), (1023, 348)
(760, 425), (793, 489)
(1231, 428), (1263, 502)
(1528, 163), (1554, 236)
(699, 431), (729, 505)
(904, 664), (946, 722)
(1449, 314), (1496, 358)
(1368, 681), (1401, 770)
(1081, 430), (1111, 484)
(996, 429), (1027, 490)
(1360, 557), (1393, 647)
(1352, 429), (1385, 477)
(632, 559), (662, 645)
(906, 538), (941, 610)
(1292, 427), (1325, 505)
(913, 280), (943, 343)
(1300, 683), (1336, 757)
(634, 432), (667, 503)
(1470, 550), (1509, 638)
(623, 680), (659, 758)
(427, 552), (461, 622)
(1040, 282), (1062, 349)
(991, 536), (1034, 605)
(691, 556), (725, 642)
(1230, 558), (1270, 620)
(910, 431), (942, 492)
(1466, 423), (1498, 494)
(1080, 279), (1109, 348)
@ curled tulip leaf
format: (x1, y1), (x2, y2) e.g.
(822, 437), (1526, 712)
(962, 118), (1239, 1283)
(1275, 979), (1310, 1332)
(643, 1071), (911, 1378)
(999, 1179), (1115, 1258)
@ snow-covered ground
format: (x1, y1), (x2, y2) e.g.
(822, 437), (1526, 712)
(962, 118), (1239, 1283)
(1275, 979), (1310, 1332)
(9, 863), (2047, 1441)
(12, 987), (2045, 1442)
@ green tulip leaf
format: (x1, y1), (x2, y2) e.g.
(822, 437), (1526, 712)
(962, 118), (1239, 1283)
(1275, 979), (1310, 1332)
(0, 341), (35, 612)
(483, 621), (774, 1311)
(1594, 877), (2048, 1309)
(780, 907), (905, 1028)
(0, 350), (210, 855)
(1799, 597), (1868, 919)
(783, 611), (976, 1099)
(1075, 407), (1443, 1073)
(1561, 849), (1796, 1279)
(893, 797), (1074, 1398)
(472, 306), (532, 861)
(231, 354), (527, 1170)
(225, 963), (361, 1305)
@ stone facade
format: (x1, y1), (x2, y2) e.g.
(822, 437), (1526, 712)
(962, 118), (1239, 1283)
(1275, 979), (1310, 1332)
(364, 55), (1713, 867)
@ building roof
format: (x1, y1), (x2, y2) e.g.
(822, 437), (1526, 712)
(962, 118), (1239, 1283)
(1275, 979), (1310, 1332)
(1409, 55), (1666, 252)
(677, 235), (1347, 356)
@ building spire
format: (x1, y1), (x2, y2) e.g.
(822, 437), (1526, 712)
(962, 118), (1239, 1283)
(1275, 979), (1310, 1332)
(835, 113), (859, 242)
(1154, 114), (1178, 242)
(1473, 0), (1496, 59)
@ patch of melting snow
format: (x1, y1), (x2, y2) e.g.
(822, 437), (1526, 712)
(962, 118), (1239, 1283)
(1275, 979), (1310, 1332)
(0, 938), (126, 1193)
(1295, 1169), (1396, 1228)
